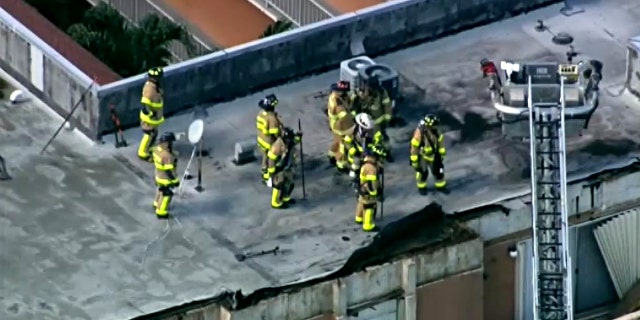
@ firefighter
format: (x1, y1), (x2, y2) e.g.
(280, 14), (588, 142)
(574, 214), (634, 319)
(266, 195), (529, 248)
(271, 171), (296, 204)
(410, 114), (447, 195)
(327, 81), (355, 172)
(266, 127), (302, 209)
(355, 144), (386, 232)
(352, 76), (393, 158)
(256, 94), (284, 183)
(344, 113), (375, 180)
(138, 67), (165, 161)
(153, 132), (180, 218)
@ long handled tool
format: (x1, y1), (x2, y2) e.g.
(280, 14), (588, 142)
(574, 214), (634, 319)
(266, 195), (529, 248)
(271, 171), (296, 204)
(298, 118), (306, 199)
(178, 145), (197, 197)
(109, 104), (127, 148)
(234, 246), (280, 262)
(0, 155), (11, 180)
(379, 166), (384, 220)
(40, 79), (96, 154)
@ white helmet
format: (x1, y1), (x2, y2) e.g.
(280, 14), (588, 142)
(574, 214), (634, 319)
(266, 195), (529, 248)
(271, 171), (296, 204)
(355, 113), (374, 130)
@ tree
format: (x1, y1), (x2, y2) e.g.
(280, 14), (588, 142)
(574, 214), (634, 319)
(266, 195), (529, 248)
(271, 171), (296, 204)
(25, 0), (90, 31)
(66, 3), (193, 77)
(132, 14), (195, 71)
(260, 20), (294, 39)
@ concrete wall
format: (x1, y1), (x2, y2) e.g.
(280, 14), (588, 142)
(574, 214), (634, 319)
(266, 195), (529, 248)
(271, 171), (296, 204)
(96, 0), (561, 137)
(0, 8), (99, 138)
(461, 161), (640, 243)
(163, 238), (483, 320)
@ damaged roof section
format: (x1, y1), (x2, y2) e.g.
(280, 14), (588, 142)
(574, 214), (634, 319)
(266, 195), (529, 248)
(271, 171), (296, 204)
(132, 203), (478, 318)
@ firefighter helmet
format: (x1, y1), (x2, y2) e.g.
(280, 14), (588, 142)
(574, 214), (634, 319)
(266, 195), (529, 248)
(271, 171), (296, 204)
(148, 67), (164, 78)
(420, 114), (439, 128)
(282, 127), (295, 140)
(259, 94), (278, 110)
(331, 81), (350, 92)
(355, 113), (374, 130)
(159, 132), (176, 143)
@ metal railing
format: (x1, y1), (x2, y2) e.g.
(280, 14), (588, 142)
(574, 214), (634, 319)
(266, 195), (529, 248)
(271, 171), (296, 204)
(262, 0), (333, 26)
(89, 0), (212, 61)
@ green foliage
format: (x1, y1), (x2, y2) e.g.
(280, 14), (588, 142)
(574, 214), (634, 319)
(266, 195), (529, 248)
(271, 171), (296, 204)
(65, 3), (193, 77)
(260, 20), (294, 38)
(28, 1), (193, 77)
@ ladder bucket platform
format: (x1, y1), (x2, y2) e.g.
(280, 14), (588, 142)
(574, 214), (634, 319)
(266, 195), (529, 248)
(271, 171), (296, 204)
(489, 61), (601, 138)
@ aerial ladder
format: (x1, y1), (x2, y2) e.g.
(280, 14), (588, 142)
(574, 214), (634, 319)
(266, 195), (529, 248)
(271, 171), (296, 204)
(528, 72), (575, 320)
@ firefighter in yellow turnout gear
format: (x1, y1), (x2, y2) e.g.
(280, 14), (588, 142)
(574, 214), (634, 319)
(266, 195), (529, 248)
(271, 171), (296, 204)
(138, 67), (165, 161)
(256, 94), (284, 182)
(410, 114), (447, 195)
(344, 113), (375, 180)
(266, 127), (302, 209)
(153, 132), (180, 218)
(327, 81), (355, 172)
(355, 144), (386, 232)
(351, 76), (393, 159)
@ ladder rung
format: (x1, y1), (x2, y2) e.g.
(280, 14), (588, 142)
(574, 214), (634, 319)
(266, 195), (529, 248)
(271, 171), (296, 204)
(537, 181), (560, 185)
(537, 211), (562, 215)
(539, 272), (564, 277)
(535, 151), (560, 154)
(535, 120), (560, 125)
(536, 167), (560, 171)
(536, 135), (559, 139)
(537, 196), (561, 200)
(538, 242), (562, 246)
(537, 228), (562, 232)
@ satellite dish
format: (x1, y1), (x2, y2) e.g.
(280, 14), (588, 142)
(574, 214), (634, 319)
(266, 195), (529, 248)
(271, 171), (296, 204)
(188, 119), (204, 145)
(9, 90), (27, 104)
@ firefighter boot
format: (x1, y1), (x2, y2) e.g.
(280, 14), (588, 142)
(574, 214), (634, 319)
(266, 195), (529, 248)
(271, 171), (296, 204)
(283, 183), (296, 206)
(362, 204), (377, 232)
(271, 187), (289, 209)
(355, 201), (364, 224)
(156, 187), (172, 219)
(415, 171), (428, 195)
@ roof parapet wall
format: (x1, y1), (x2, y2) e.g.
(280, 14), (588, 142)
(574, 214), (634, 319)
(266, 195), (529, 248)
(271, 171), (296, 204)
(96, 0), (561, 140)
(0, 0), (561, 140)
(0, 0), (120, 138)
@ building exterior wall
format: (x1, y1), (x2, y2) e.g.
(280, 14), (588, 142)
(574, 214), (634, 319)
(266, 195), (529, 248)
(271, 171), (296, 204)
(483, 240), (517, 320)
(416, 270), (483, 320)
(157, 238), (483, 320)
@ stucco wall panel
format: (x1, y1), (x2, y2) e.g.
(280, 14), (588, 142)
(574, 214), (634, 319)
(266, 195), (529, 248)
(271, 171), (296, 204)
(416, 270), (483, 320)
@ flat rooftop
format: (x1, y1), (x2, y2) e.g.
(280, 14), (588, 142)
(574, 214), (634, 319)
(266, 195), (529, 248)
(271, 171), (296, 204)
(2, 0), (640, 319)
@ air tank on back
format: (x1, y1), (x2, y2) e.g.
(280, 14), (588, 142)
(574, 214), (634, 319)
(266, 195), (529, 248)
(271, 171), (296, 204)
(358, 64), (400, 109)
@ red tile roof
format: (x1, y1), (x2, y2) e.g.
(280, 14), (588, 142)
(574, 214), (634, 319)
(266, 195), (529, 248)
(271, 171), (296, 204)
(1, 0), (121, 85)
(162, 0), (273, 48)
(323, 0), (384, 14)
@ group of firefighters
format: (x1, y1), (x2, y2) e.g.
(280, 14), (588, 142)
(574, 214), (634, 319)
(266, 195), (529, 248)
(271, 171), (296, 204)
(253, 75), (448, 232)
(136, 67), (448, 232)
